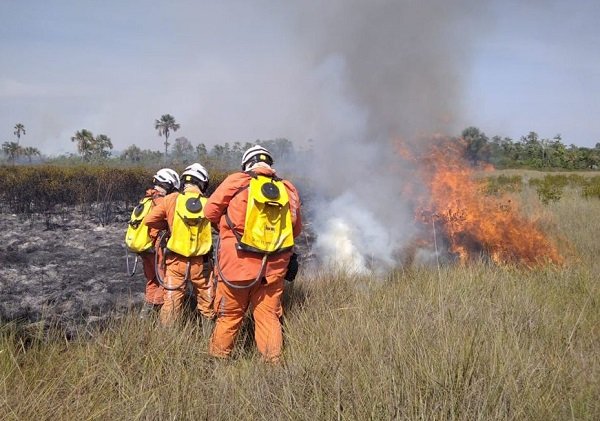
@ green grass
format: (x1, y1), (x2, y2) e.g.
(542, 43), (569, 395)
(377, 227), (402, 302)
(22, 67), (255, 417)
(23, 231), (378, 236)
(1, 178), (599, 420)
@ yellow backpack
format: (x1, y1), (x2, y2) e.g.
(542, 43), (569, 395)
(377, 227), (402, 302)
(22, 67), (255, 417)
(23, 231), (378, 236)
(167, 192), (212, 257)
(227, 174), (294, 254)
(125, 197), (154, 253)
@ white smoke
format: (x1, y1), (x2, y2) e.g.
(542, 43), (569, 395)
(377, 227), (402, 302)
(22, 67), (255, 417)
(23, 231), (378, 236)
(313, 191), (398, 274)
(288, 0), (490, 272)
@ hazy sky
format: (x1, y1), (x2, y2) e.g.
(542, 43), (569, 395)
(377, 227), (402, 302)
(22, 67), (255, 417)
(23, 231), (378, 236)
(1, 0), (599, 155)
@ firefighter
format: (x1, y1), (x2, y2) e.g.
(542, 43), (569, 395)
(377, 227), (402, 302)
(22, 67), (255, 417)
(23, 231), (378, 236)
(125, 168), (180, 312)
(204, 145), (302, 362)
(145, 163), (215, 326)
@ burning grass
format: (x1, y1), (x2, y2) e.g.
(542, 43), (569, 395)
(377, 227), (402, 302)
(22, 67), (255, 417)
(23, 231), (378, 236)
(406, 137), (564, 266)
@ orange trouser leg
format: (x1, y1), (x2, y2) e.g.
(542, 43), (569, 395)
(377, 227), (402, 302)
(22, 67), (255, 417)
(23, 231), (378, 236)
(141, 253), (164, 305)
(159, 257), (188, 326)
(187, 258), (215, 320)
(209, 281), (250, 358)
(251, 278), (284, 362)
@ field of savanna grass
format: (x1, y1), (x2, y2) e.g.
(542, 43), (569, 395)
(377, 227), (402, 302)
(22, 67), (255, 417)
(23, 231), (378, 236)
(0, 167), (599, 420)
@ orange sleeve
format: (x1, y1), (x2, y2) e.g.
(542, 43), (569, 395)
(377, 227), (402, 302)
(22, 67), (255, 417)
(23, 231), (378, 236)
(145, 196), (169, 232)
(283, 180), (302, 238)
(147, 196), (165, 240)
(204, 173), (249, 225)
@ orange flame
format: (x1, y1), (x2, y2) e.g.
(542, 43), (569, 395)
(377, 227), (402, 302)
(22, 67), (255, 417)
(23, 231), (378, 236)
(410, 136), (563, 266)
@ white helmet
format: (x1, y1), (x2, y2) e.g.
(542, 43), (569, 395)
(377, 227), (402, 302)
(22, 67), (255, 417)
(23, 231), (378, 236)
(241, 145), (273, 171)
(181, 163), (209, 192)
(153, 168), (180, 191)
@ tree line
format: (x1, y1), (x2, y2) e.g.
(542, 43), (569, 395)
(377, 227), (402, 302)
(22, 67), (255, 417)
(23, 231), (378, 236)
(2, 114), (296, 169)
(462, 127), (600, 170)
(3, 117), (600, 171)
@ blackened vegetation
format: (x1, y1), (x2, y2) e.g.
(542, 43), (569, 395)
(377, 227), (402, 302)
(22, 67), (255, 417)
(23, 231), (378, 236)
(0, 212), (137, 337)
(0, 165), (150, 226)
(0, 164), (312, 338)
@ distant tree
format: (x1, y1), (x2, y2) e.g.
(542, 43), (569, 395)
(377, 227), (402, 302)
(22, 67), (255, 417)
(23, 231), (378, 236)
(13, 123), (25, 145)
(210, 144), (226, 161)
(71, 130), (112, 161)
(71, 129), (95, 160)
(231, 141), (243, 156)
(91, 134), (113, 160)
(551, 137), (561, 167)
(461, 126), (490, 164)
(154, 114), (180, 164)
(172, 136), (194, 164)
(22, 146), (41, 163)
(2, 141), (22, 165)
(140, 149), (164, 163)
(260, 138), (294, 161)
(121, 144), (143, 162)
(196, 143), (208, 162)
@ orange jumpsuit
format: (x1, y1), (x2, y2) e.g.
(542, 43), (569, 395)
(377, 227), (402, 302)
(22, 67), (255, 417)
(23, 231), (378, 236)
(145, 187), (214, 326)
(204, 167), (302, 362)
(139, 188), (166, 306)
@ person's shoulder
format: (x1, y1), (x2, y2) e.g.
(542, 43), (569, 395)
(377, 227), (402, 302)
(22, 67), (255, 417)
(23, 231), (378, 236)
(221, 171), (251, 188)
(162, 191), (179, 205)
(143, 188), (156, 198)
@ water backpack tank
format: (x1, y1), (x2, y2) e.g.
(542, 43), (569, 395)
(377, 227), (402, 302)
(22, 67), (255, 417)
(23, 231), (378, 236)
(231, 175), (294, 254)
(167, 192), (212, 257)
(125, 197), (154, 253)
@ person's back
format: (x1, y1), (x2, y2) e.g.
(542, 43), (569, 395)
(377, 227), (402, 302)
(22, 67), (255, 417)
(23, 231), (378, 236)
(125, 168), (180, 309)
(145, 163), (214, 326)
(204, 145), (302, 362)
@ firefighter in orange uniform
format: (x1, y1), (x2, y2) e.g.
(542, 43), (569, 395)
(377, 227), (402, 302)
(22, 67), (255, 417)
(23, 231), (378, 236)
(204, 145), (302, 362)
(145, 163), (215, 326)
(125, 168), (180, 310)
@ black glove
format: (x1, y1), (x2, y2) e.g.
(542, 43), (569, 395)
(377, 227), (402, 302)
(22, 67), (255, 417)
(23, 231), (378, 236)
(284, 253), (299, 282)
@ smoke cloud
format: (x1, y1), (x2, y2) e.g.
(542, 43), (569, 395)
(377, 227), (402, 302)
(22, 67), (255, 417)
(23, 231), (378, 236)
(285, 1), (490, 271)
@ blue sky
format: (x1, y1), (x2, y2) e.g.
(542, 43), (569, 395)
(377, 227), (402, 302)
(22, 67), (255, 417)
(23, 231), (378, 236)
(465, 0), (600, 146)
(1, 0), (599, 155)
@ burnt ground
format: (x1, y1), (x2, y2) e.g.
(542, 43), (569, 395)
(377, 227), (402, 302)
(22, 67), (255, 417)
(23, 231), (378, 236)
(0, 210), (148, 334)
(0, 207), (315, 335)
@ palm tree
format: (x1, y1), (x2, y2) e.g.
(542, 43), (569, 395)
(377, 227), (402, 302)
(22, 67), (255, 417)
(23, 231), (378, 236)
(154, 114), (180, 164)
(71, 129), (94, 161)
(2, 141), (22, 165)
(13, 123), (26, 145)
(22, 146), (41, 163)
(91, 134), (113, 159)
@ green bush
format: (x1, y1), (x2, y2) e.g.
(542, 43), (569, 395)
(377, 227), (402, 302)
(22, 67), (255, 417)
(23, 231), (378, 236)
(529, 175), (565, 205)
(582, 176), (600, 199)
(483, 175), (522, 195)
(566, 174), (587, 187)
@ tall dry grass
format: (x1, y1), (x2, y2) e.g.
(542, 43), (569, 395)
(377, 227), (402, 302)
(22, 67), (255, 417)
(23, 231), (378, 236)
(1, 179), (599, 420)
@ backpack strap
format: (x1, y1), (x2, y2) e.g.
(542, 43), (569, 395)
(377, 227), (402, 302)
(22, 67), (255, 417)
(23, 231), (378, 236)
(224, 212), (243, 244)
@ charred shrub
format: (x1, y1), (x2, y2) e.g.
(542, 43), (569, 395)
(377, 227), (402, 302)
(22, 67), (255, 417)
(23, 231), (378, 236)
(0, 164), (229, 224)
(0, 165), (150, 222)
